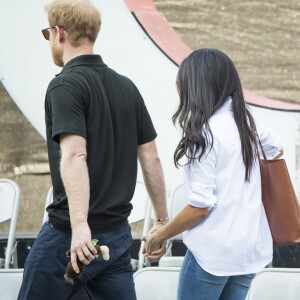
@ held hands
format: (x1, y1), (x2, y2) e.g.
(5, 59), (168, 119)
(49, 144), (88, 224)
(142, 223), (167, 263)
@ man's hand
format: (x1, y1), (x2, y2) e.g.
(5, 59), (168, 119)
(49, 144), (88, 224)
(70, 222), (98, 274)
(142, 224), (167, 263)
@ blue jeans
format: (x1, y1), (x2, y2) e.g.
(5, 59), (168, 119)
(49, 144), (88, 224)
(18, 221), (136, 300)
(178, 250), (254, 300)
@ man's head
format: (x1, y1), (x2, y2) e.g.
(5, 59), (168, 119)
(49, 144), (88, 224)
(45, 0), (101, 46)
(44, 0), (101, 66)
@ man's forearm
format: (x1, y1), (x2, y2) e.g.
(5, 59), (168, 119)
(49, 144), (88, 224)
(60, 150), (90, 229)
(138, 141), (168, 220)
(140, 157), (168, 219)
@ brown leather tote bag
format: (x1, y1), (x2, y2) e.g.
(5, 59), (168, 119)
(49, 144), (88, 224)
(258, 139), (300, 246)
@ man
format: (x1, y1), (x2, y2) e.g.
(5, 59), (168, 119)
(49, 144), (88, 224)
(18, 0), (168, 299)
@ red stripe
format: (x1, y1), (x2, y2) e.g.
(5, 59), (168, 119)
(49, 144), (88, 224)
(124, 0), (300, 111)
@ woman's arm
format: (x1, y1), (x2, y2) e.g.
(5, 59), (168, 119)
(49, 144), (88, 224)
(143, 204), (208, 262)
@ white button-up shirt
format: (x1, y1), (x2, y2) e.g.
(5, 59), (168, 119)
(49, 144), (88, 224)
(183, 97), (283, 276)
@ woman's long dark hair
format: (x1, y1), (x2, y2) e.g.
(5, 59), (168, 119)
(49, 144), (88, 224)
(173, 48), (258, 181)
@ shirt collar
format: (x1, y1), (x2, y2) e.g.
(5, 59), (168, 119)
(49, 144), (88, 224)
(56, 54), (106, 76)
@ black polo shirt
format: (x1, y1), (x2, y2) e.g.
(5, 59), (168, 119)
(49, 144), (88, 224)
(45, 55), (157, 233)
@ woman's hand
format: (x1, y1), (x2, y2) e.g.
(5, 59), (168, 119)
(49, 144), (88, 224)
(142, 226), (167, 263)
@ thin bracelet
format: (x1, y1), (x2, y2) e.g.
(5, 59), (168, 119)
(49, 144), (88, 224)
(155, 217), (169, 224)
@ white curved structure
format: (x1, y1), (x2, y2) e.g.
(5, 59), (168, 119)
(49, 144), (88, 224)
(0, 0), (299, 196)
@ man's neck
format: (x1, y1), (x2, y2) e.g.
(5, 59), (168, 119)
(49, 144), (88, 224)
(63, 43), (94, 66)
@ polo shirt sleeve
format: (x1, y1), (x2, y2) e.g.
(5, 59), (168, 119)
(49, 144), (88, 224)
(256, 120), (283, 159)
(184, 141), (219, 210)
(47, 84), (87, 143)
(136, 90), (157, 145)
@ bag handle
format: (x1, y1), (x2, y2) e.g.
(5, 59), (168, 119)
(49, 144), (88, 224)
(256, 132), (267, 160)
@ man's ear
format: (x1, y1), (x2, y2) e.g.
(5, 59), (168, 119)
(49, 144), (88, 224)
(57, 26), (65, 43)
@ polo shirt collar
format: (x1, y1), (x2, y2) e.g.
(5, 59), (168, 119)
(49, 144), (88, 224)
(56, 54), (106, 76)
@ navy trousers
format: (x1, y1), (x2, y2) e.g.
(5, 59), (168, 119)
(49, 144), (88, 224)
(18, 221), (136, 300)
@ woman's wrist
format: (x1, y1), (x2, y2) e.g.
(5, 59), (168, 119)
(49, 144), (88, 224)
(155, 229), (162, 244)
(155, 226), (168, 244)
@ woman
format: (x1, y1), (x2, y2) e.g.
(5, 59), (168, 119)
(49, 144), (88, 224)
(143, 48), (283, 300)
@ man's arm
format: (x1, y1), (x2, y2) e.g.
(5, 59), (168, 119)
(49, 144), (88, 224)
(60, 133), (97, 273)
(138, 140), (168, 222)
(138, 140), (168, 260)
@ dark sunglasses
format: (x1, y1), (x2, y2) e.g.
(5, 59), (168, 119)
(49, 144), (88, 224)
(41, 27), (55, 40)
(41, 26), (64, 40)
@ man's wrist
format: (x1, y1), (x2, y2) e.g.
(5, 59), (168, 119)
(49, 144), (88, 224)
(71, 219), (88, 230)
(155, 217), (169, 225)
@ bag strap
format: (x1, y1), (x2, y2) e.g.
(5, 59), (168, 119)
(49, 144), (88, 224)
(256, 132), (267, 160)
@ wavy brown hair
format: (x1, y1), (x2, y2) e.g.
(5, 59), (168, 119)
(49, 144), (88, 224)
(173, 48), (258, 181)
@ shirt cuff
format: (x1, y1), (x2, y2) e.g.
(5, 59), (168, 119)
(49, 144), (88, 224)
(187, 183), (217, 210)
